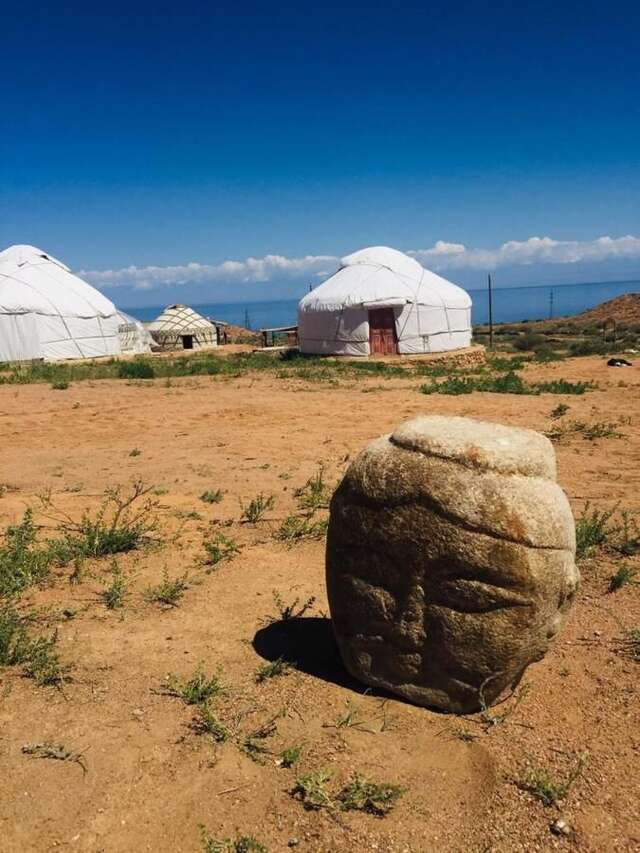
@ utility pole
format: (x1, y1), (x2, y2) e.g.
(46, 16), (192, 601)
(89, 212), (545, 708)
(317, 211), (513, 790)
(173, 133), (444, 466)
(244, 307), (251, 330)
(549, 289), (554, 319)
(487, 273), (494, 349)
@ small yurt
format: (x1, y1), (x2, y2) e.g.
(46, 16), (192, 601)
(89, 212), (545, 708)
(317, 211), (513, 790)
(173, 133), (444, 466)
(298, 246), (472, 356)
(0, 244), (121, 362)
(116, 311), (154, 354)
(148, 304), (217, 351)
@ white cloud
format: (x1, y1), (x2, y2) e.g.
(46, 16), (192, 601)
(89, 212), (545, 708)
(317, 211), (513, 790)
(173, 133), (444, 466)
(80, 234), (640, 291)
(410, 234), (640, 271)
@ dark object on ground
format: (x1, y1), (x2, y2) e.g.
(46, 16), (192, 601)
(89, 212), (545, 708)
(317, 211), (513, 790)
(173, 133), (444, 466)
(607, 358), (632, 367)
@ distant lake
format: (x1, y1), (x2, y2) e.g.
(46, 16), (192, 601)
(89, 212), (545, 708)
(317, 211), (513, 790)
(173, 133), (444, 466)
(124, 278), (640, 330)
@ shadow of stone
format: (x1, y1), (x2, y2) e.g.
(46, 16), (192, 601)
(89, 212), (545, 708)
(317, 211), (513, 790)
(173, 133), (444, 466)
(253, 616), (364, 692)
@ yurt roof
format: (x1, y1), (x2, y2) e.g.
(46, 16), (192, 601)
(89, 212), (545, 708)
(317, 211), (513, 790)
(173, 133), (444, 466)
(148, 303), (215, 332)
(0, 244), (117, 319)
(298, 246), (471, 313)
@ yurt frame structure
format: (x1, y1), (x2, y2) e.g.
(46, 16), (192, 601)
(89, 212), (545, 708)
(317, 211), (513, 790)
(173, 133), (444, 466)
(148, 304), (218, 351)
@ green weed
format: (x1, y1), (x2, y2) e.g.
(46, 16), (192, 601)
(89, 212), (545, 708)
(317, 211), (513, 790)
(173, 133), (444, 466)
(200, 827), (267, 853)
(255, 656), (294, 683)
(51, 380), (69, 390)
(240, 716), (279, 764)
(270, 590), (316, 622)
(190, 704), (229, 742)
(518, 756), (585, 806)
(274, 516), (328, 543)
(278, 744), (302, 768)
(203, 534), (240, 568)
(200, 489), (224, 504)
(240, 493), (274, 524)
(336, 773), (404, 816)
(291, 769), (334, 810)
(101, 564), (128, 609)
(608, 565), (637, 593)
(117, 360), (155, 379)
(575, 504), (617, 559)
(146, 571), (189, 606)
(165, 666), (224, 705)
(294, 465), (330, 511)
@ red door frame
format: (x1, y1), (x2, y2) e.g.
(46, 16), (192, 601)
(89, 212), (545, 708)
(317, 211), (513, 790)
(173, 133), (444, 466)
(368, 308), (398, 355)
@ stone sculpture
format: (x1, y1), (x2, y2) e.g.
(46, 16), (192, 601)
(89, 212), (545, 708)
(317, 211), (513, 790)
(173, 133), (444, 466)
(326, 415), (579, 713)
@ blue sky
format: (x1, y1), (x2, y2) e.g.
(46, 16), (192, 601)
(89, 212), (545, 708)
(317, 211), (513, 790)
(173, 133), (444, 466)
(1, 1), (639, 305)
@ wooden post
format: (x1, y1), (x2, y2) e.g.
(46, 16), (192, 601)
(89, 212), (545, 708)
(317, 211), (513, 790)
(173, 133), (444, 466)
(488, 273), (494, 350)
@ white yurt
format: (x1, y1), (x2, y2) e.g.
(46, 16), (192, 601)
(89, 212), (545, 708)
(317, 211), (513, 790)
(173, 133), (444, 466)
(298, 246), (472, 356)
(116, 311), (153, 354)
(148, 304), (218, 351)
(0, 244), (121, 362)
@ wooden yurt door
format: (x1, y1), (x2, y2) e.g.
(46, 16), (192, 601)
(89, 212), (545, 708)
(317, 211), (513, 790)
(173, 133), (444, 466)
(368, 308), (398, 355)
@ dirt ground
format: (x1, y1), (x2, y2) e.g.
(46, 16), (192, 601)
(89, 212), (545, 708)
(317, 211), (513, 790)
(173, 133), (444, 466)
(1, 355), (639, 852)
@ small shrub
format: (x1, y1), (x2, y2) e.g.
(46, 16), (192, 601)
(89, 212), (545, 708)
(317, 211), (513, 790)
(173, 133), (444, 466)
(200, 489), (224, 504)
(294, 465), (330, 511)
(203, 534), (240, 568)
(0, 510), (54, 598)
(129, 448), (142, 457)
(51, 380), (69, 390)
(101, 565), (127, 609)
(278, 744), (302, 768)
(240, 493), (274, 524)
(611, 511), (640, 556)
(43, 480), (158, 562)
(0, 610), (70, 686)
(535, 378), (591, 395)
(608, 565), (637, 593)
(336, 773), (404, 816)
(117, 360), (155, 379)
(550, 403), (570, 419)
(165, 666), (224, 705)
(575, 504), (617, 559)
(255, 656), (294, 683)
(270, 590), (316, 622)
(512, 333), (546, 352)
(518, 756), (585, 806)
(291, 769), (334, 810)
(200, 827), (267, 853)
(569, 339), (608, 356)
(241, 716), (278, 764)
(146, 571), (189, 606)
(190, 704), (229, 742)
(274, 516), (328, 543)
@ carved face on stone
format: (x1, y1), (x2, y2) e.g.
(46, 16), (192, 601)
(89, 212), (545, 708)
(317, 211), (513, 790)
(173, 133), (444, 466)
(326, 416), (579, 713)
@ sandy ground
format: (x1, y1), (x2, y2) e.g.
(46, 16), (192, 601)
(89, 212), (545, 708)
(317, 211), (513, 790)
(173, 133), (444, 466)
(0, 356), (639, 852)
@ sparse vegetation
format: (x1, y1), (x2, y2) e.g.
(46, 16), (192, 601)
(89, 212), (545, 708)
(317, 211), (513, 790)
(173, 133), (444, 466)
(240, 493), (275, 524)
(51, 380), (69, 390)
(270, 590), (316, 622)
(200, 489), (224, 504)
(294, 465), (330, 511)
(420, 373), (591, 396)
(608, 565), (638, 593)
(240, 716), (279, 764)
(117, 360), (156, 379)
(164, 666), (224, 705)
(0, 510), (55, 598)
(274, 515), (328, 543)
(146, 571), (189, 606)
(0, 605), (68, 686)
(292, 768), (334, 810)
(278, 744), (302, 768)
(575, 504), (617, 559)
(200, 827), (267, 853)
(550, 403), (570, 419)
(255, 656), (294, 683)
(203, 533), (240, 568)
(517, 756), (585, 806)
(41, 480), (158, 562)
(190, 704), (229, 742)
(101, 564), (128, 609)
(546, 419), (623, 442)
(336, 773), (404, 816)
